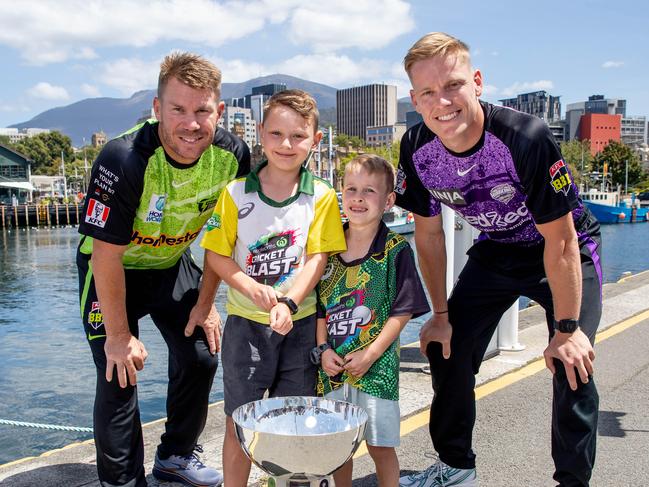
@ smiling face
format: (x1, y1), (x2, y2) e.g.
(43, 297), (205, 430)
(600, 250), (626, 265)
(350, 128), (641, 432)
(409, 53), (484, 153)
(342, 166), (395, 227)
(259, 106), (322, 174)
(153, 76), (223, 165)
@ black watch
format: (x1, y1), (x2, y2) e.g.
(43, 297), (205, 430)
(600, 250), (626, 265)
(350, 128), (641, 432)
(554, 318), (579, 333)
(310, 343), (332, 365)
(277, 296), (298, 314)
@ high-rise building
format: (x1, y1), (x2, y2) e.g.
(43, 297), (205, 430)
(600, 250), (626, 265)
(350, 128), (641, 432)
(578, 113), (621, 155)
(336, 84), (397, 141)
(565, 95), (627, 140)
(620, 116), (648, 147)
(218, 106), (257, 149)
(366, 123), (406, 147)
(499, 91), (561, 123)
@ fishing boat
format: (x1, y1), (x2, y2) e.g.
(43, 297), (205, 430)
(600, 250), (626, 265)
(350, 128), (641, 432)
(581, 189), (648, 224)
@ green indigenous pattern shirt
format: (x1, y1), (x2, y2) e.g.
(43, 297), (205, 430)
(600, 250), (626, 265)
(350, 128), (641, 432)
(316, 222), (429, 401)
(78, 121), (250, 269)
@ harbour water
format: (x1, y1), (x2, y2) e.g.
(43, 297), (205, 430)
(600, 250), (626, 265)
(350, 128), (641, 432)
(0, 223), (647, 465)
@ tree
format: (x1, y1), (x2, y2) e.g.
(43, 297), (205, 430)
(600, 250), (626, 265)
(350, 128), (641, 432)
(364, 141), (400, 168)
(14, 131), (75, 175)
(0, 135), (14, 148)
(334, 133), (364, 150)
(560, 139), (592, 187)
(593, 141), (644, 190)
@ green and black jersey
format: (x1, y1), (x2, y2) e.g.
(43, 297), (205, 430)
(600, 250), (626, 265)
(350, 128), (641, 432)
(78, 121), (250, 269)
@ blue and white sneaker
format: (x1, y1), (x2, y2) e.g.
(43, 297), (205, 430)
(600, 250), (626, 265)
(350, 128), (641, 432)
(152, 445), (223, 487)
(400, 459), (478, 487)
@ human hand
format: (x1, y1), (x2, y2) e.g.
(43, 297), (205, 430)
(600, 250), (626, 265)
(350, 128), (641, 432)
(105, 333), (148, 388)
(343, 348), (378, 378)
(248, 282), (278, 311)
(184, 302), (222, 355)
(543, 328), (595, 390)
(419, 313), (452, 359)
(321, 349), (345, 377)
(270, 302), (293, 335)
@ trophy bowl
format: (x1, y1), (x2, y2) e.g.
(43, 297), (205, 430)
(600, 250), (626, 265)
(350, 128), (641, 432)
(232, 396), (368, 480)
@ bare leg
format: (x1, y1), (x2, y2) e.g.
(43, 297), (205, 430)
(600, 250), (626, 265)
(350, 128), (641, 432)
(368, 445), (399, 487)
(223, 416), (251, 487)
(332, 459), (353, 487)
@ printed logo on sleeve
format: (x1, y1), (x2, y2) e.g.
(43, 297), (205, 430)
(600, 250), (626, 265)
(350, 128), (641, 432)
(88, 301), (104, 330)
(206, 214), (221, 230)
(549, 160), (572, 195)
(85, 198), (110, 228)
(395, 168), (407, 194)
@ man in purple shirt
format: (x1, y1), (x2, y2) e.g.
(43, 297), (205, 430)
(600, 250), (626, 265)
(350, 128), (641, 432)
(397, 32), (601, 487)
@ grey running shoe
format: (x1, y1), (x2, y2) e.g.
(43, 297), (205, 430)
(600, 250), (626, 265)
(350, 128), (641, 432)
(152, 445), (223, 487)
(399, 459), (478, 487)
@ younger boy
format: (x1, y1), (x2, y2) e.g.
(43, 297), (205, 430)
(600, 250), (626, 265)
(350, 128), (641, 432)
(315, 154), (430, 486)
(201, 89), (346, 487)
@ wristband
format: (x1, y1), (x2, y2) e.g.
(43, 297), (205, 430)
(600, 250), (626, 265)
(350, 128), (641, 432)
(309, 343), (332, 365)
(434, 310), (448, 314)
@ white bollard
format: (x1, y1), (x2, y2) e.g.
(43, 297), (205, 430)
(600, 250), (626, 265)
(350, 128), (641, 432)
(497, 300), (525, 351)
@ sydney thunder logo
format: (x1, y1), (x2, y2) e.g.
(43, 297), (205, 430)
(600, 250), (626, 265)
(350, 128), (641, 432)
(326, 290), (373, 346)
(245, 231), (302, 286)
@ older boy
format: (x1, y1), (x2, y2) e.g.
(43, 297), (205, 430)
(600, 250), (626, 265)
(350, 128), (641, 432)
(397, 32), (602, 487)
(315, 154), (430, 487)
(201, 89), (346, 487)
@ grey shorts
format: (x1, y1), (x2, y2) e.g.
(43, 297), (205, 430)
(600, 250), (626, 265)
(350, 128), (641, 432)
(325, 386), (400, 447)
(221, 314), (318, 416)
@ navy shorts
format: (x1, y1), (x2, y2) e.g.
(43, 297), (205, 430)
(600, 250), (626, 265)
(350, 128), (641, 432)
(221, 314), (318, 416)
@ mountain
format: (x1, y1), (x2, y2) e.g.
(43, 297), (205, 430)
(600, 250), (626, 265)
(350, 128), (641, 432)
(10, 74), (338, 146)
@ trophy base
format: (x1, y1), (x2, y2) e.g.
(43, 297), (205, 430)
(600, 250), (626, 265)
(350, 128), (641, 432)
(268, 473), (332, 487)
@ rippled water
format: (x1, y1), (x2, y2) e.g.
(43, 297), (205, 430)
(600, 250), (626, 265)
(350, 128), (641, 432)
(0, 223), (647, 464)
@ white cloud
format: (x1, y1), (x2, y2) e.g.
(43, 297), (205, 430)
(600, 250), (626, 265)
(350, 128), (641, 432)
(99, 58), (160, 95)
(27, 82), (70, 100)
(81, 83), (101, 97)
(289, 0), (414, 52)
(275, 54), (387, 86)
(0, 0), (412, 65)
(602, 60), (624, 69)
(209, 57), (270, 84)
(482, 84), (498, 96)
(500, 80), (554, 97)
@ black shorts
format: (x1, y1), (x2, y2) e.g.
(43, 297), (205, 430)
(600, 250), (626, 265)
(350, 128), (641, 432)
(221, 314), (318, 416)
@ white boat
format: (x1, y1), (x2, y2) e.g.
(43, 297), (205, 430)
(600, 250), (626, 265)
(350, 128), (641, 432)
(383, 206), (415, 234)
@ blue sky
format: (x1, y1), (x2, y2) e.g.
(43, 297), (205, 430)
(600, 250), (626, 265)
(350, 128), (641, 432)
(0, 0), (646, 129)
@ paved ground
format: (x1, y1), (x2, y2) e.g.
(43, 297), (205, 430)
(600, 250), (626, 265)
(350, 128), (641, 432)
(1, 271), (648, 487)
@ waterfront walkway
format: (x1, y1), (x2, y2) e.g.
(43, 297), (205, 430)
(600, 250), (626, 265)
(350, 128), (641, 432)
(1, 270), (648, 486)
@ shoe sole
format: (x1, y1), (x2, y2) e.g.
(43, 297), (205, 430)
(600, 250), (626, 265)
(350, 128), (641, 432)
(152, 466), (223, 487)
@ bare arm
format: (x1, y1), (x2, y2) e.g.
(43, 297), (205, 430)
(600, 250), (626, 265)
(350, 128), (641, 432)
(183, 255), (223, 355)
(344, 314), (411, 378)
(537, 212), (595, 390)
(413, 214), (453, 359)
(91, 239), (148, 388)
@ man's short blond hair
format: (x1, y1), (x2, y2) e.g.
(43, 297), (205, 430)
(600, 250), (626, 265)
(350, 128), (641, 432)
(263, 89), (319, 129)
(404, 32), (471, 75)
(345, 154), (395, 194)
(158, 52), (222, 99)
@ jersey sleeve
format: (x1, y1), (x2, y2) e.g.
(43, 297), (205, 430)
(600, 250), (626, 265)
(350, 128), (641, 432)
(307, 187), (347, 255)
(389, 242), (430, 319)
(511, 119), (579, 224)
(78, 137), (145, 245)
(200, 183), (238, 256)
(395, 124), (439, 217)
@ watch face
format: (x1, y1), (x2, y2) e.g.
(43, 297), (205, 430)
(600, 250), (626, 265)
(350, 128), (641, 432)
(556, 319), (578, 333)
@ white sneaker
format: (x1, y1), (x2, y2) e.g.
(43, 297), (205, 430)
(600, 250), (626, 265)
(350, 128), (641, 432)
(400, 459), (478, 487)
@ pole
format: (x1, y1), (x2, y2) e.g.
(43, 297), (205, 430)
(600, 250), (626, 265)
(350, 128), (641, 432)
(625, 159), (628, 195)
(328, 126), (334, 186)
(61, 150), (68, 201)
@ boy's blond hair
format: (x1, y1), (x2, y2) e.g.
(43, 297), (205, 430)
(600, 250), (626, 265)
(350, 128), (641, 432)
(403, 32), (471, 75)
(345, 154), (395, 194)
(158, 52), (222, 99)
(263, 89), (319, 129)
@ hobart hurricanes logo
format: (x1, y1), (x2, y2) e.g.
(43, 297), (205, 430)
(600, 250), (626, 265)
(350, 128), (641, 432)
(326, 290), (373, 346)
(245, 231), (302, 286)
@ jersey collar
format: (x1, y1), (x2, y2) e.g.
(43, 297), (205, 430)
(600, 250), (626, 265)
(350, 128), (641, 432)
(244, 160), (315, 196)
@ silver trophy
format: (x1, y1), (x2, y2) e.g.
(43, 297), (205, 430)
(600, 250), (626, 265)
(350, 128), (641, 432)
(232, 395), (368, 487)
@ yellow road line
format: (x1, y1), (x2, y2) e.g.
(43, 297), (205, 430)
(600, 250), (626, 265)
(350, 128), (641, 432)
(353, 310), (649, 459)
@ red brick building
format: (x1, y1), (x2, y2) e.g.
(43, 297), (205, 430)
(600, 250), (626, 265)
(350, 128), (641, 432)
(578, 113), (621, 155)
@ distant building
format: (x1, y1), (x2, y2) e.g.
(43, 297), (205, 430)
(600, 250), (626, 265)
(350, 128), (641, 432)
(0, 143), (33, 204)
(366, 123), (406, 147)
(565, 95), (626, 141)
(405, 110), (423, 129)
(621, 116), (648, 147)
(499, 91), (561, 123)
(336, 84), (397, 142)
(91, 131), (107, 147)
(0, 127), (50, 144)
(547, 120), (566, 143)
(218, 106), (257, 149)
(578, 113), (621, 155)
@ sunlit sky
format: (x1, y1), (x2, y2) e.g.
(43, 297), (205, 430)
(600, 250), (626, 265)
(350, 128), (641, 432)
(0, 0), (646, 127)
